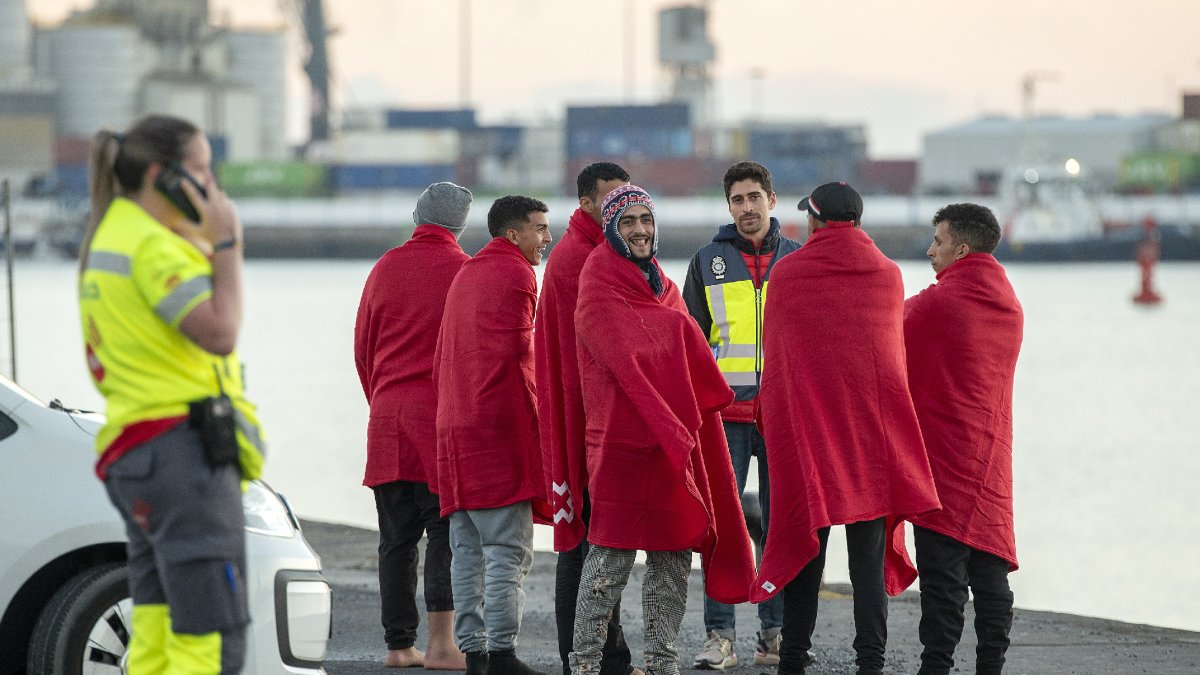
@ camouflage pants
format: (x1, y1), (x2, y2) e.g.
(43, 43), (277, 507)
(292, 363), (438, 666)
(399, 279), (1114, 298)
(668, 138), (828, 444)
(569, 546), (691, 675)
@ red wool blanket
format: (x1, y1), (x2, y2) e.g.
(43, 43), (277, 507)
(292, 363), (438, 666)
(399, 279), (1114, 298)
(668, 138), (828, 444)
(752, 224), (941, 602)
(535, 208), (605, 551)
(433, 237), (552, 522)
(575, 244), (754, 604)
(905, 253), (1023, 570)
(355, 225), (469, 487)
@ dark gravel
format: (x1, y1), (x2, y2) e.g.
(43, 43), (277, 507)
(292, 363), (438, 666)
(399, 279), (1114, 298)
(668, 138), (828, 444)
(299, 519), (1200, 675)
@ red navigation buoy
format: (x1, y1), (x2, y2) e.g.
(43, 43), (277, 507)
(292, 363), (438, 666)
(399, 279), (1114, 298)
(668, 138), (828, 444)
(1133, 216), (1163, 305)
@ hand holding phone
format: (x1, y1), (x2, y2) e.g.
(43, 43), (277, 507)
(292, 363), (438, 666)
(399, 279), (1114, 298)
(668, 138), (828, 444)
(171, 167), (242, 249)
(154, 163), (208, 224)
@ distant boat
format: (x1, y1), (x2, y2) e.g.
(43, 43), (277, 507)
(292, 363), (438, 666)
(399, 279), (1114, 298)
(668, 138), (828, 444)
(995, 164), (1200, 261)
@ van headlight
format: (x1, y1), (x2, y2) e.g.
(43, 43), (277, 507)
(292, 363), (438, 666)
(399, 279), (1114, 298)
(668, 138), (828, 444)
(243, 480), (296, 537)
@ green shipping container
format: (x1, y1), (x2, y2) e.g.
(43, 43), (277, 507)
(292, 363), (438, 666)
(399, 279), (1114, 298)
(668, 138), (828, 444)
(1120, 152), (1200, 191)
(218, 161), (330, 197)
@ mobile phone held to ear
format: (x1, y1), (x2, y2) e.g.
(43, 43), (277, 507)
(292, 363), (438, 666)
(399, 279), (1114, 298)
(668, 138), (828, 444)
(154, 163), (208, 224)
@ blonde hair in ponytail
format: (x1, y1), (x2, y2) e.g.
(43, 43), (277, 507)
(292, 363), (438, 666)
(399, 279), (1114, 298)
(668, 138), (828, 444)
(79, 130), (122, 274)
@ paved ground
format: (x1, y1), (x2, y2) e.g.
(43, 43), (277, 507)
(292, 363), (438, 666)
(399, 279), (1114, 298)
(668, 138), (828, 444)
(300, 519), (1200, 674)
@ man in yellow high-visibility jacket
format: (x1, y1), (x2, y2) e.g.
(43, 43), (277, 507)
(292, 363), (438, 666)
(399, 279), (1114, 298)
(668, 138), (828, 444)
(682, 161), (801, 671)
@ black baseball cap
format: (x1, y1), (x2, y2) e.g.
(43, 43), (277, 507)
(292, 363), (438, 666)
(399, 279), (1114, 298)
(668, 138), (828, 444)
(797, 181), (863, 223)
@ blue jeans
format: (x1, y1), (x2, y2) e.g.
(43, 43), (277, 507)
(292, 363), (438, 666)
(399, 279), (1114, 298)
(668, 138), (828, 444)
(703, 421), (783, 637)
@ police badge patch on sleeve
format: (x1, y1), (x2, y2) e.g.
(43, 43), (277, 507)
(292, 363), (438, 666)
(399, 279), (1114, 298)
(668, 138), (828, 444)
(711, 255), (727, 280)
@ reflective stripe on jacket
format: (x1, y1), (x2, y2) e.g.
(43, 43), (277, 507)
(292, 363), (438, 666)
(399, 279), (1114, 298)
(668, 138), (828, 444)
(79, 198), (264, 474)
(691, 225), (800, 401)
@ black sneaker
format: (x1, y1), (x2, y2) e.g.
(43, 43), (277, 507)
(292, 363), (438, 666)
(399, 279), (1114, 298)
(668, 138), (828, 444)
(487, 649), (548, 675)
(466, 651), (490, 675)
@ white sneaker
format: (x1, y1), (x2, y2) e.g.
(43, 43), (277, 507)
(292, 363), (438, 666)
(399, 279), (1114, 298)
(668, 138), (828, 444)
(753, 630), (780, 666)
(693, 631), (737, 670)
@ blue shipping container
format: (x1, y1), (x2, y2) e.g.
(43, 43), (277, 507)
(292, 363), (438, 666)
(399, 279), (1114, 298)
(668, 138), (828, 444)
(55, 164), (90, 199)
(385, 109), (476, 130)
(567, 127), (693, 159)
(567, 104), (690, 130)
(482, 125), (524, 157)
(747, 127), (866, 159)
(329, 164), (456, 191)
(207, 135), (228, 164)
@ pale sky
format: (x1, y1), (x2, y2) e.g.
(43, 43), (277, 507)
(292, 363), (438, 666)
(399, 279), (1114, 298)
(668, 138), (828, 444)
(27, 0), (1200, 157)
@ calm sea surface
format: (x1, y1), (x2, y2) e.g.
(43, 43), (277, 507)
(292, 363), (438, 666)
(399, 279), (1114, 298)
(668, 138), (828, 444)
(8, 257), (1198, 632)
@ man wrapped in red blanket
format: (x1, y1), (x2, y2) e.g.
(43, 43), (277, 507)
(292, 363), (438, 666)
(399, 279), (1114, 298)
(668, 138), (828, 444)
(754, 181), (940, 674)
(534, 162), (638, 675)
(568, 185), (755, 675)
(354, 181), (472, 668)
(906, 203), (1023, 675)
(433, 195), (554, 675)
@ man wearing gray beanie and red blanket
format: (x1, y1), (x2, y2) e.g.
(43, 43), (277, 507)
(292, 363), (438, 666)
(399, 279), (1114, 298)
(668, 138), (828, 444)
(355, 181), (472, 669)
(569, 185), (755, 675)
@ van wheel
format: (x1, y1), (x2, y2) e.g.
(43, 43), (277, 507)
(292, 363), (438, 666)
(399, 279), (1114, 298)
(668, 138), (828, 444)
(27, 562), (131, 675)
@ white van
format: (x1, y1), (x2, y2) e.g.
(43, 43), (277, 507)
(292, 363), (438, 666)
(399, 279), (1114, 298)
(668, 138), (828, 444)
(0, 376), (332, 674)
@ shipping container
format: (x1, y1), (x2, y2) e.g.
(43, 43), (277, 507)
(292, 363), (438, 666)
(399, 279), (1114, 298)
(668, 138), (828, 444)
(334, 129), (461, 164)
(566, 104), (693, 159)
(857, 159), (918, 195)
(765, 159), (825, 192)
(386, 109), (476, 131)
(567, 104), (690, 130)
(474, 126), (524, 159)
(54, 136), (92, 165)
(218, 161), (329, 197)
(567, 156), (723, 197)
(567, 127), (693, 160)
(56, 163), (89, 199)
(745, 125), (868, 191)
(208, 135), (228, 164)
(341, 108), (387, 132)
(329, 164), (456, 192)
(747, 126), (867, 158)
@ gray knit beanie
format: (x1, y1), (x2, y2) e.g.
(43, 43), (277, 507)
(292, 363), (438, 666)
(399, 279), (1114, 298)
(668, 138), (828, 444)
(413, 182), (472, 237)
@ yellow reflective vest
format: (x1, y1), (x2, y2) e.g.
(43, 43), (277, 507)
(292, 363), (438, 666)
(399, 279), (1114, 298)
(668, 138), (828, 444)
(79, 198), (264, 478)
(686, 228), (801, 401)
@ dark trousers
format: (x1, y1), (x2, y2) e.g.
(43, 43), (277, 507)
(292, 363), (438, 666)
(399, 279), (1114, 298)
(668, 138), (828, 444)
(780, 517), (888, 673)
(915, 526), (1013, 675)
(556, 493), (632, 675)
(374, 480), (454, 650)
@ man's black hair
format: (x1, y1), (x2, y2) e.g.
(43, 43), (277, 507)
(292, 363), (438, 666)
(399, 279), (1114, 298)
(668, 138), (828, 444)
(932, 203), (1002, 254)
(487, 195), (550, 238)
(576, 162), (630, 201)
(722, 161), (773, 201)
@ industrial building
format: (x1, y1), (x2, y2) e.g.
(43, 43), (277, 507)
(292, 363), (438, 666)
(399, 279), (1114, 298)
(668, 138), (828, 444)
(0, 0), (288, 198)
(919, 113), (1172, 194)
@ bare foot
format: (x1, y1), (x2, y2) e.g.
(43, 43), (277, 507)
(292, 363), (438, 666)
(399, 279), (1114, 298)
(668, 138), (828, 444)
(423, 646), (468, 671)
(386, 647), (425, 668)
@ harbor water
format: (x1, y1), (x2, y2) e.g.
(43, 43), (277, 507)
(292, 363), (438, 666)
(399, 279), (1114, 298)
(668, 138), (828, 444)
(9, 257), (1199, 633)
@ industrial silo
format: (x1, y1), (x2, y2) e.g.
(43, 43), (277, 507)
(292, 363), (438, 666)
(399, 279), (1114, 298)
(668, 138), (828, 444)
(40, 23), (145, 137)
(222, 29), (288, 159)
(0, 0), (30, 78)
